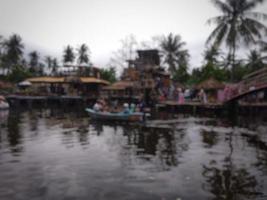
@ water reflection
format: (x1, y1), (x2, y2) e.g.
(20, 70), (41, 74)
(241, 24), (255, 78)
(202, 165), (262, 200)
(0, 107), (267, 200)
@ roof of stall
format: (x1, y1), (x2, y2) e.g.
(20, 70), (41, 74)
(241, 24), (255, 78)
(0, 81), (13, 89)
(196, 77), (225, 90)
(27, 76), (109, 85)
(79, 77), (109, 85)
(103, 81), (135, 90)
(27, 77), (65, 83)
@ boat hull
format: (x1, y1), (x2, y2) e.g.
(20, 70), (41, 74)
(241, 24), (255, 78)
(85, 108), (143, 122)
(0, 102), (9, 110)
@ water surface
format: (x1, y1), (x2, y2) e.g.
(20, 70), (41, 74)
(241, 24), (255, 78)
(0, 108), (267, 200)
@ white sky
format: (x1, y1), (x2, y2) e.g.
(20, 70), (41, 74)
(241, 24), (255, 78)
(0, 0), (267, 70)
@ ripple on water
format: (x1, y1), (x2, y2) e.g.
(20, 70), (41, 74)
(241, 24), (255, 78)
(0, 109), (267, 200)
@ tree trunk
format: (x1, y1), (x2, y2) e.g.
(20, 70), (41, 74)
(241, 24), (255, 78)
(230, 37), (237, 82)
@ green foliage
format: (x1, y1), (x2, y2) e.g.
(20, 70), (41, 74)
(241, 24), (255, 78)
(63, 45), (75, 63)
(100, 67), (117, 83)
(160, 33), (190, 77)
(6, 65), (32, 83)
(231, 62), (252, 82)
(188, 63), (229, 85)
(77, 44), (90, 65)
(172, 65), (189, 84)
(207, 0), (267, 80)
(246, 50), (265, 73)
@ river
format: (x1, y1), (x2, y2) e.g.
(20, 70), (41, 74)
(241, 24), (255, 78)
(0, 107), (267, 200)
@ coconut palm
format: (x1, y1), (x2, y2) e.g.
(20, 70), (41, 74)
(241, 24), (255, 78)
(259, 40), (267, 61)
(246, 49), (265, 72)
(77, 44), (90, 65)
(63, 45), (75, 64)
(4, 34), (24, 72)
(160, 33), (189, 76)
(52, 58), (58, 75)
(0, 35), (4, 71)
(0, 35), (4, 56)
(45, 56), (53, 73)
(29, 51), (40, 68)
(207, 0), (267, 80)
(203, 45), (222, 65)
(260, 40), (267, 52)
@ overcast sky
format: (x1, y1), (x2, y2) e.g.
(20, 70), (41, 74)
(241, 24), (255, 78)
(0, 0), (267, 70)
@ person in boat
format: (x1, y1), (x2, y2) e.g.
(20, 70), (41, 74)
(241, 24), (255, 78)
(123, 103), (130, 114)
(0, 96), (9, 109)
(130, 103), (136, 113)
(93, 100), (102, 112)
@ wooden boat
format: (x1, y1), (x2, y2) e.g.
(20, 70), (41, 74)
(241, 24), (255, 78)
(85, 108), (144, 122)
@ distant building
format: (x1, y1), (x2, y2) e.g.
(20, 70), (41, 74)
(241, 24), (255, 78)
(24, 66), (109, 97)
(103, 49), (170, 102)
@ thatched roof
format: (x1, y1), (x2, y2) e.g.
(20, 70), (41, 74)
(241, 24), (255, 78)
(27, 77), (65, 83)
(196, 77), (224, 90)
(80, 77), (109, 85)
(27, 76), (109, 85)
(103, 81), (135, 90)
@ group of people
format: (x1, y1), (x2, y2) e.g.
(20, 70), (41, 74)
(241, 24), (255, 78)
(93, 99), (142, 113)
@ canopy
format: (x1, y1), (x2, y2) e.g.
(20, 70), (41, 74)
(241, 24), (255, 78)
(18, 81), (32, 86)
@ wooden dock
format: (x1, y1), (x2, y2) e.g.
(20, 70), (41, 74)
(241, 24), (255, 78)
(156, 100), (267, 115)
(6, 95), (97, 107)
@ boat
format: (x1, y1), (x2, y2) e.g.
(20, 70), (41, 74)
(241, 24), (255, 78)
(85, 108), (144, 122)
(0, 96), (9, 110)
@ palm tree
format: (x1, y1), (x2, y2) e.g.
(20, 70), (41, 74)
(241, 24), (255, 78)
(203, 45), (222, 65)
(207, 0), (267, 80)
(63, 45), (75, 64)
(160, 33), (189, 77)
(4, 34), (24, 72)
(52, 58), (58, 75)
(246, 49), (265, 72)
(29, 51), (39, 68)
(0, 35), (4, 72)
(45, 56), (53, 74)
(77, 44), (90, 65)
(259, 40), (267, 61)
(0, 35), (4, 56)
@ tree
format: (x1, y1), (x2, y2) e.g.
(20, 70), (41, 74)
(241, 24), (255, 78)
(0, 35), (4, 72)
(3, 34), (24, 73)
(100, 67), (117, 83)
(245, 49), (265, 72)
(52, 58), (59, 75)
(160, 33), (190, 82)
(207, 0), (267, 80)
(6, 65), (32, 82)
(0, 35), (4, 57)
(45, 56), (53, 74)
(77, 44), (90, 65)
(259, 40), (267, 61)
(63, 45), (75, 64)
(109, 34), (138, 71)
(29, 51), (40, 71)
(203, 45), (223, 65)
(140, 35), (162, 49)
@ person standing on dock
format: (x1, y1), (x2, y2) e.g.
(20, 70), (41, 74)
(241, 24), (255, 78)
(178, 88), (185, 104)
(198, 89), (207, 104)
